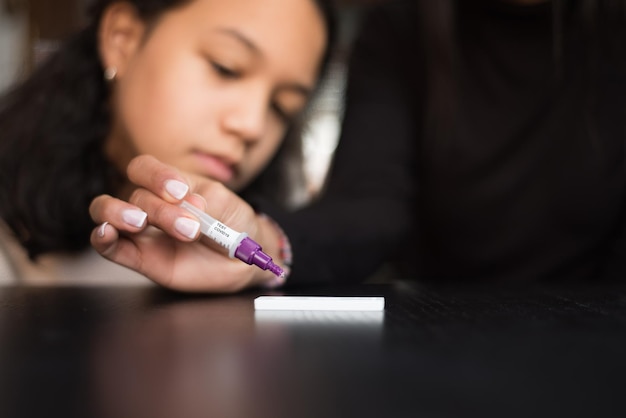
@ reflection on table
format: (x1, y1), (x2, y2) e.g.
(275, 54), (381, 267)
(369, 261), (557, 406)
(1, 281), (626, 418)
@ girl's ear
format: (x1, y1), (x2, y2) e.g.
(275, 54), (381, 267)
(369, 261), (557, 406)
(98, 2), (146, 79)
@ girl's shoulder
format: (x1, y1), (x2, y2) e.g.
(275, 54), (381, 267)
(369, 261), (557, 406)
(0, 224), (18, 285)
(0, 220), (152, 286)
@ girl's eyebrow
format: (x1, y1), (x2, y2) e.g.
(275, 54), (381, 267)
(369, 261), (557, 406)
(214, 27), (260, 55)
(213, 27), (314, 97)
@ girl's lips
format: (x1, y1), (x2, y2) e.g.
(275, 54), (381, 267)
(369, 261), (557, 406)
(193, 152), (235, 183)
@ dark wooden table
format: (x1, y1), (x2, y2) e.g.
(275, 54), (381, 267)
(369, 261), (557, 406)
(1, 281), (625, 418)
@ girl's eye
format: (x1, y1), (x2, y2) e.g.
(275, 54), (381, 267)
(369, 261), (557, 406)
(211, 62), (240, 79)
(271, 102), (295, 124)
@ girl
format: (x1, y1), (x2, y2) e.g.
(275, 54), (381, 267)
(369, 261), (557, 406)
(0, 0), (335, 288)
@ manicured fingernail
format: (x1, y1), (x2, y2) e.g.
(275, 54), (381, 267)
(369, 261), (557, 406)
(98, 222), (109, 238)
(122, 209), (147, 228)
(165, 179), (189, 200)
(175, 217), (200, 239)
(265, 274), (286, 289)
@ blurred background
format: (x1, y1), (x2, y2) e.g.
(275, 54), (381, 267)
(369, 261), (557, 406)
(0, 0), (388, 201)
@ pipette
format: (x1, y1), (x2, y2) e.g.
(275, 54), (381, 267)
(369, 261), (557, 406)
(180, 200), (284, 278)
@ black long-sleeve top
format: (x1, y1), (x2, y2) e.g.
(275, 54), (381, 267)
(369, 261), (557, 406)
(261, 0), (626, 285)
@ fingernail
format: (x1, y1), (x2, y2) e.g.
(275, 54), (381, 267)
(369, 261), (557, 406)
(122, 209), (147, 228)
(165, 179), (189, 200)
(265, 274), (286, 289)
(98, 222), (109, 238)
(175, 217), (200, 239)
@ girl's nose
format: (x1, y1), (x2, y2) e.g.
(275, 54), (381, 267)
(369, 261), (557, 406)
(222, 86), (269, 143)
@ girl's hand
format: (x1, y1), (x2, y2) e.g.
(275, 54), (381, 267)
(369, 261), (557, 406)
(89, 155), (284, 293)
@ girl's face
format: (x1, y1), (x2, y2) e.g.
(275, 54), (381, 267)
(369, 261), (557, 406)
(102, 0), (326, 192)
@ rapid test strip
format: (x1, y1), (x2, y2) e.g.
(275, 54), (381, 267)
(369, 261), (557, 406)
(254, 296), (385, 311)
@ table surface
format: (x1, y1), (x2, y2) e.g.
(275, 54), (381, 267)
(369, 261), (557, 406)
(1, 280), (626, 418)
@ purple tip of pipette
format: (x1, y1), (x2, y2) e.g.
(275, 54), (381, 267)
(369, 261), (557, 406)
(234, 237), (284, 278)
(267, 262), (285, 278)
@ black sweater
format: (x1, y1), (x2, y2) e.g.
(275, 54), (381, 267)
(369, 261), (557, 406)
(262, 0), (626, 284)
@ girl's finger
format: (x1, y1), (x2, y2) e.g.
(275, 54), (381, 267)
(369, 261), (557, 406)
(89, 194), (148, 233)
(128, 188), (203, 242)
(90, 223), (144, 273)
(126, 155), (193, 203)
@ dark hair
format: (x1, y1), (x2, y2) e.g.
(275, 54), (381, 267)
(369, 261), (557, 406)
(0, 0), (336, 259)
